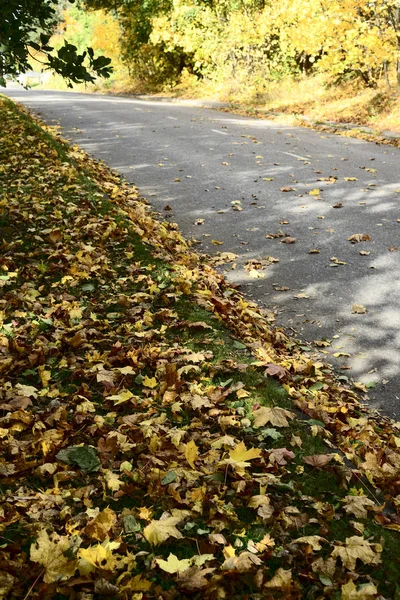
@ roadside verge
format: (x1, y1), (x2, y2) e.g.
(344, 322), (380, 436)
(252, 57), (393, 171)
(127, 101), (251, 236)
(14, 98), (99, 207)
(1, 96), (399, 599)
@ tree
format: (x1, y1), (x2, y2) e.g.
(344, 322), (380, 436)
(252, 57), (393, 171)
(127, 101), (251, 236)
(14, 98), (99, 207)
(0, 0), (112, 86)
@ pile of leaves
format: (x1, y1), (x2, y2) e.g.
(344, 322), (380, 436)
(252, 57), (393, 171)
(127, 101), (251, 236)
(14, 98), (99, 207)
(1, 97), (400, 599)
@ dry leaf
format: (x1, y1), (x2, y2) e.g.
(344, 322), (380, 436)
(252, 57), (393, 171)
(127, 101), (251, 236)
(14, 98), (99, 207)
(143, 515), (183, 546)
(184, 440), (199, 469)
(156, 553), (191, 574)
(253, 406), (295, 428)
(331, 536), (380, 571)
(348, 234), (370, 243)
(352, 304), (367, 314)
(303, 454), (333, 469)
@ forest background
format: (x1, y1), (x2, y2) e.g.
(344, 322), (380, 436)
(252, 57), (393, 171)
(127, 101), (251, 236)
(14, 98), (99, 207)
(36, 0), (400, 132)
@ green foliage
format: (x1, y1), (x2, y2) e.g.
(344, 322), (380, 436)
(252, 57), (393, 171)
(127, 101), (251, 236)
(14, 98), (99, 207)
(0, 0), (112, 86)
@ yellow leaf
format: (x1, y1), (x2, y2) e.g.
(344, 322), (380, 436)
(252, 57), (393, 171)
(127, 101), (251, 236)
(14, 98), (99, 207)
(155, 553), (191, 574)
(30, 530), (77, 583)
(236, 389), (250, 398)
(138, 507), (153, 521)
(211, 239), (223, 245)
(78, 540), (120, 570)
(223, 545), (236, 559)
(85, 508), (117, 541)
(220, 441), (262, 472)
(294, 535), (325, 551)
(341, 580), (378, 599)
(143, 515), (183, 546)
(332, 536), (380, 571)
(255, 533), (275, 552)
(265, 568), (292, 589)
(106, 389), (134, 405)
(309, 188), (321, 196)
(38, 366), (51, 388)
(120, 574), (153, 592)
(352, 304), (367, 314)
(342, 496), (376, 519)
(103, 469), (123, 491)
(142, 376), (158, 388)
(184, 439), (199, 469)
(253, 406), (295, 428)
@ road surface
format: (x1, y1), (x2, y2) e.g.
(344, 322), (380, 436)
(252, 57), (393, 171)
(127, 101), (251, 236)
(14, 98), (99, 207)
(3, 86), (400, 418)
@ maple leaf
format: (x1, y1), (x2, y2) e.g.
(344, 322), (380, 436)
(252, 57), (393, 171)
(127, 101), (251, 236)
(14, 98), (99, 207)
(106, 389), (134, 404)
(222, 551), (263, 572)
(264, 363), (290, 380)
(142, 376), (158, 388)
(264, 568), (292, 589)
(143, 515), (184, 545)
(156, 553), (192, 573)
(248, 495), (274, 520)
(342, 496), (377, 519)
(331, 536), (380, 571)
(227, 441), (262, 467)
(78, 540), (120, 570)
(85, 507), (117, 541)
(294, 535), (326, 551)
(30, 530), (77, 583)
(341, 580), (378, 599)
(253, 406), (295, 428)
(177, 566), (215, 591)
(303, 454), (333, 469)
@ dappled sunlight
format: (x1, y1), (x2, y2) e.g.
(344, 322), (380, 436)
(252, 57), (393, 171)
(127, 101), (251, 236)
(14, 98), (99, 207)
(5, 87), (400, 417)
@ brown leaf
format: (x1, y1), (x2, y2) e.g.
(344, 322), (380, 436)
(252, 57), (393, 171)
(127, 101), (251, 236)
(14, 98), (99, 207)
(348, 234), (371, 243)
(303, 454), (333, 469)
(264, 363), (290, 380)
(280, 187), (296, 192)
(281, 236), (296, 244)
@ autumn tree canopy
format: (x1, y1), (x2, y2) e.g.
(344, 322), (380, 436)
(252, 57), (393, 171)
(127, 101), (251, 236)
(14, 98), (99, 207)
(81, 0), (400, 88)
(0, 0), (112, 86)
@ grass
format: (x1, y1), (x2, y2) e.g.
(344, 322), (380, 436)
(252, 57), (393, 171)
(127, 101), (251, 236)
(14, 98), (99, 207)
(1, 94), (400, 599)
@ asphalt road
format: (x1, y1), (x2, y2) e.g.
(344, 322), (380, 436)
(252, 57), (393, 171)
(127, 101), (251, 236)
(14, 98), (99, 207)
(3, 86), (400, 419)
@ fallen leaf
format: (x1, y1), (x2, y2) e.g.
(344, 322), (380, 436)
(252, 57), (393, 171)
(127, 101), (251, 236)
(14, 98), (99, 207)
(342, 496), (377, 519)
(156, 553), (191, 574)
(303, 454), (333, 468)
(331, 536), (380, 571)
(348, 234), (371, 243)
(228, 441), (262, 465)
(281, 236), (296, 244)
(341, 580), (378, 599)
(184, 440), (199, 469)
(294, 535), (325, 551)
(264, 363), (290, 380)
(30, 530), (77, 583)
(264, 568), (292, 589)
(143, 515), (184, 546)
(253, 406), (295, 428)
(352, 304), (367, 314)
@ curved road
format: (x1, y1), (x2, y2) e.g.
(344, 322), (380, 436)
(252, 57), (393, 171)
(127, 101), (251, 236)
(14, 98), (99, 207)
(3, 86), (400, 419)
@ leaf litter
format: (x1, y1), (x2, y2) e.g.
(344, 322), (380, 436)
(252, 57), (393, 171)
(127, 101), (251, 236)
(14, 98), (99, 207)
(0, 97), (400, 599)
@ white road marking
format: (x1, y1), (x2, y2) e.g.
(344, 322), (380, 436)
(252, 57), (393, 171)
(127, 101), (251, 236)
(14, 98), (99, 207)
(133, 108), (143, 111)
(279, 151), (310, 161)
(212, 129), (229, 135)
(167, 116), (178, 121)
